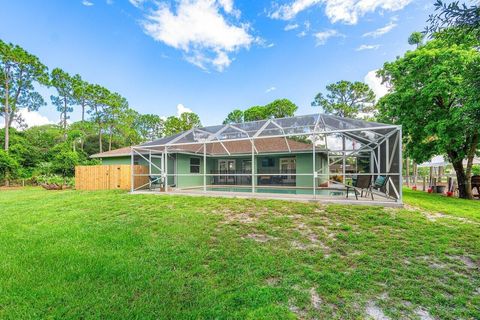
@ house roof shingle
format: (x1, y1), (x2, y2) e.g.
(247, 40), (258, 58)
(91, 137), (313, 158)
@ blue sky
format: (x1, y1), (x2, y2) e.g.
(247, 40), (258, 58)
(0, 0), (432, 127)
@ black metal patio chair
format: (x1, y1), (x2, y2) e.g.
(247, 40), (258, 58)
(367, 175), (389, 200)
(149, 176), (162, 190)
(346, 175), (372, 200)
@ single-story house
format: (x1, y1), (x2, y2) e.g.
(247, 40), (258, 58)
(91, 113), (402, 202)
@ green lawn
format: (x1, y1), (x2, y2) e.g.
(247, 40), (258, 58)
(0, 188), (478, 319)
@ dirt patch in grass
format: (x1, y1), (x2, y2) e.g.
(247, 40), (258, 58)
(415, 308), (435, 320)
(309, 287), (322, 310)
(449, 255), (479, 269)
(365, 301), (389, 320)
(243, 233), (276, 243)
(404, 204), (479, 225)
(288, 301), (307, 318)
(290, 222), (331, 256)
(265, 277), (280, 286)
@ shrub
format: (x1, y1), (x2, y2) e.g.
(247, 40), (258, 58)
(35, 174), (75, 189)
(0, 150), (20, 182)
(472, 165), (480, 176)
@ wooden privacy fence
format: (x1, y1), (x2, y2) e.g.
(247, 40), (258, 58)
(75, 165), (149, 191)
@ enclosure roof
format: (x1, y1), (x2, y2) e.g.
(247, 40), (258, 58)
(91, 137), (314, 159)
(138, 113), (398, 150)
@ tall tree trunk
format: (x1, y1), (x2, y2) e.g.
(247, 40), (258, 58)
(81, 100), (85, 122)
(406, 157), (410, 187)
(98, 122), (103, 154)
(4, 73), (10, 187)
(4, 73), (9, 152)
(94, 105), (103, 153)
(63, 97), (67, 140)
(413, 162), (417, 187)
(452, 159), (470, 199)
(464, 132), (479, 200)
(108, 125), (113, 151)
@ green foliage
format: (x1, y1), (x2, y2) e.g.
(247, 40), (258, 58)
(243, 105), (267, 121)
(472, 165), (480, 176)
(50, 143), (82, 177)
(164, 112), (201, 136)
(0, 39), (49, 151)
(35, 174), (74, 188)
(408, 31), (425, 47)
(264, 99), (298, 118)
(0, 149), (19, 180)
(243, 105), (266, 121)
(234, 99), (298, 123)
(72, 74), (89, 121)
(311, 80), (376, 118)
(378, 31), (479, 163)
(135, 113), (165, 141)
(378, 29), (480, 198)
(0, 127), (43, 167)
(426, 0), (480, 38)
(223, 109), (244, 124)
(50, 68), (75, 133)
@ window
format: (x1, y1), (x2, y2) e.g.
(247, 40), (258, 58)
(190, 157), (200, 173)
(261, 158), (275, 167)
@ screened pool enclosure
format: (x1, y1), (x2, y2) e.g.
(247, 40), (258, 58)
(130, 114), (402, 203)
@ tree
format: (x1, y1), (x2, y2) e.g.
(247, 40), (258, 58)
(68, 121), (96, 154)
(72, 74), (89, 122)
(408, 31), (425, 48)
(426, 0), (480, 37)
(311, 80), (376, 118)
(85, 84), (110, 153)
(164, 112), (201, 136)
(377, 30), (480, 199)
(50, 143), (81, 177)
(0, 39), (48, 151)
(243, 106), (268, 122)
(265, 99), (298, 118)
(135, 113), (165, 141)
(104, 92), (129, 151)
(23, 124), (63, 156)
(0, 149), (19, 182)
(223, 109), (244, 124)
(241, 99), (298, 122)
(50, 68), (75, 138)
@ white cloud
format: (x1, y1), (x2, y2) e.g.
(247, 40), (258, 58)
(297, 30), (307, 37)
(270, 0), (321, 20)
(304, 20), (311, 30)
(82, 0), (94, 6)
(356, 44), (380, 51)
(364, 69), (389, 100)
(270, 0), (412, 24)
(314, 29), (343, 46)
(218, 0), (240, 17)
(141, 0), (255, 71)
(265, 86), (276, 93)
(284, 23), (299, 31)
(176, 103), (192, 116)
(362, 21), (397, 38)
(129, 0), (144, 8)
(11, 110), (54, 130)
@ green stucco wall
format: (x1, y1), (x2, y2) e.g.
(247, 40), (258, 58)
(100, 156), (131, 165)
(98, 152), (328, 189)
